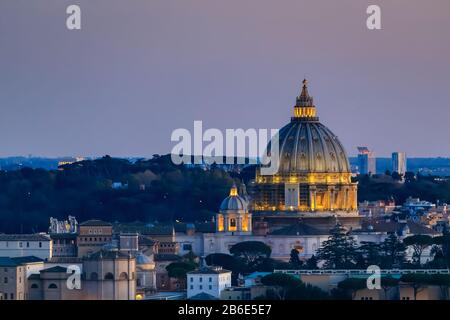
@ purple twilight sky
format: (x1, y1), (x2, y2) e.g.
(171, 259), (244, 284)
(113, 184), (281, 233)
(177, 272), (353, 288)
(1, 0), (449, 158)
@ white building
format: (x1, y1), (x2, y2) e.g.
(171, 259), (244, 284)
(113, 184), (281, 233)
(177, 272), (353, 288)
(392, 152), (407, 175)
(187, 266), (232, 299)
(0, 234), (52, 260)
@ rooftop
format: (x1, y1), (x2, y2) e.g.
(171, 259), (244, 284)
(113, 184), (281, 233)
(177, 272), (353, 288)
(154, 254), (182, 262)
(188, 266), (231, 275)
(0, 234), (50, 242)
(0, 257), (18, 267)
(40, 266), (68, 273)
(84, 249), (133, 260)
(79, 219), (112, 227)
(11, 256), (44, 264)
(188, 292), (219, 300)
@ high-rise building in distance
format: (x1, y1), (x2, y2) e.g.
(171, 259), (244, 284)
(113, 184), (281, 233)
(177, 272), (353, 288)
(392, 152), (407, 175)
(357, 147), (376, 175)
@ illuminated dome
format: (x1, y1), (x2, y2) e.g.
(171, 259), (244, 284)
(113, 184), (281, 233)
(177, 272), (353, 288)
(276, 117), (350, 174)
(253, 79), (357, 214)
(220, 184), (248, 212)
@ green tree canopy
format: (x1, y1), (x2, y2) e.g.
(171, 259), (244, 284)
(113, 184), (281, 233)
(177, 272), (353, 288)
(316, 224), (358, 269)
(403, 235), (434, 265)
(229, 241), (272, 265)
(166, 261), (196, 279)
(337, 278), (367, 299)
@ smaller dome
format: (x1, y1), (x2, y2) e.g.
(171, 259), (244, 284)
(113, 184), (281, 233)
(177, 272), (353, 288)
(220, 184), (248, 212)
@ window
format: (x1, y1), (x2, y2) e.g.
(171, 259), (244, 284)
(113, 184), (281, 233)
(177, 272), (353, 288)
(209, 285), (212, 290)
(3, 293), (7, 300)
(26, 242), (30, 248)
(119, 272), (128, 280)
(19, 242), (23, 248)
(104, 273), (114, 280)
(31, 284), (39, 289)
(199, 285), (203, 290)
(183, 244), (192, 251)
(190, 285), (193, 290)
(230, 218), (236, 227)
(209, 277), (212, 282)
(199, 277), (203, 282)
(190, 277), (193, 282)
(10, 293), (14, 300)
(48, 283), (58, 289)
(4, 277), (8, 284)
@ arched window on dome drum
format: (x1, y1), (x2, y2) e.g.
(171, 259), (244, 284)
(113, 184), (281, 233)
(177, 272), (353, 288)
(48, 283), (58, 289)
(104, 272), (114, 280)
(230, 218), (236, 228)
(119, 272), (128, 280)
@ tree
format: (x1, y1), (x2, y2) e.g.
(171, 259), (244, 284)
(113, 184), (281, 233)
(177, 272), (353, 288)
(305, 255), (319, 270)
(432, 232), (450, 268)
(429, 274), (450, 300)
(260, 273), (302, 300)
(356, 241), (381, 268)
(404, 171), (416, 183)
(403, 235), (434, 265)
(391, 171), (402, 181)
(379, 233), (406, 268)
(166, 262), (196, 279)
(400, 274), (433, 300)
(316, 224), (358, 269)
(260, 273), (328, 300)
(229, 241), (272, 270)
(182, 250), (199, 265)
(165, 261), (196, 291)
(337, 278), (367, 300)
(289, 249), (302, 268)
(380, 276), (399, 300)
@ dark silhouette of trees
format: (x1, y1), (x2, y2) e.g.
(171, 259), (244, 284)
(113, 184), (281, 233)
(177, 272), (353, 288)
(316, 224), (358, 269)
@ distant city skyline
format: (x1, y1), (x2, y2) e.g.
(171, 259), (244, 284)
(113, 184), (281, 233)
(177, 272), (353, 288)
(1, 0), (450, 158)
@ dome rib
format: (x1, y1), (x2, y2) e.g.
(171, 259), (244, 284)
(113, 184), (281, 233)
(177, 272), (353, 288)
(274, 121), (351, 175)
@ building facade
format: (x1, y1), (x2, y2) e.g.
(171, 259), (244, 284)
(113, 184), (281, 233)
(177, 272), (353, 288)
(357, 146), (376, 175)
(0, 234), (52, 260)
(187, 266), (232, 299)
(392, 152), (407, 175)
(77, 220), (113, 258)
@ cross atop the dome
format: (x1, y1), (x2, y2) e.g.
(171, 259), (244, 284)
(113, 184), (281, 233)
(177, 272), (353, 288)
(299, 79), (311, 101)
